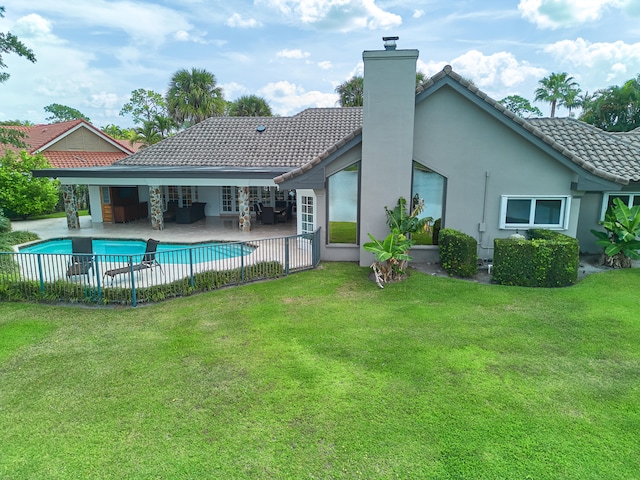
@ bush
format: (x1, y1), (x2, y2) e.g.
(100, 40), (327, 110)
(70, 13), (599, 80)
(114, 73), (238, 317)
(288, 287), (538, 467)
(439, 228), (478, 277)
(0, 212), (10, 234)
(492, 230), (579, 287)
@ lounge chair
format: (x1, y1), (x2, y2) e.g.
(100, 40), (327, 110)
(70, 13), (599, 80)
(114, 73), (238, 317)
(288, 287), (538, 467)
(103, 238), (164, 284)
(66, 237), (94, 277)
(254, 202), (263, 223)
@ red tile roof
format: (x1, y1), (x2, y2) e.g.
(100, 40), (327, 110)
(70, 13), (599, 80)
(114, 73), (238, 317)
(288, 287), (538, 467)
(1, 119), (133, 168)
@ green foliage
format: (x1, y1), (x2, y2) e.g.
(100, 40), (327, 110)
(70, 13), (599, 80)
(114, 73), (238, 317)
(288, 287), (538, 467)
(0, 150), (59, 218)
(384, 196), (430, 236)
(0, 6), (36, 84)
(166, 67), (225, 126)
(591, 197), (640, 267)
(438, 228), (478, 277)
(335, 75), (363, 107)
(119, 88), (167, 125)
(0, 209), (10, 233)
(363, 230), (413, 287)
(580, 75), (640, 132)
(493, 231), (579, 287)
(499, 95), (543, 118)
(43, 103), (90, 123)
(227, 94), (272, 117)
(534, 72), (581, 117)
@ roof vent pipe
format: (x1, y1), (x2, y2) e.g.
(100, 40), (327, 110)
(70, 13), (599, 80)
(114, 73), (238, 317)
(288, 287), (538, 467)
(382, 36), (398, 50)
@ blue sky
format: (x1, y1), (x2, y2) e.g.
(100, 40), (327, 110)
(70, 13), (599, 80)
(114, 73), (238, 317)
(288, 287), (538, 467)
(1, 0), (639, 128)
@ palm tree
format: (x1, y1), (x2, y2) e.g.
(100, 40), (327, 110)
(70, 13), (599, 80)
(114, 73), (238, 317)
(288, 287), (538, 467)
(336, 71), (430, 107)
(166, 68), (225, 127)
(227, 95), (272, 117)
(534, 72), (581, 118)
(335, 75), (364, 107)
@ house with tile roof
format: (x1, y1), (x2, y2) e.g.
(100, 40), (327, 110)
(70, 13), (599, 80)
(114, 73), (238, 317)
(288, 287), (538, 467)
(2, 119), (135, 168)
(35, 39), (640, 262)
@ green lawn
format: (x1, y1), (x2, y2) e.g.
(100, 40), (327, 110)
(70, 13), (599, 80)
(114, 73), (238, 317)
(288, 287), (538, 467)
(1, 263), (639, 479)
(24, 209), (89, 220)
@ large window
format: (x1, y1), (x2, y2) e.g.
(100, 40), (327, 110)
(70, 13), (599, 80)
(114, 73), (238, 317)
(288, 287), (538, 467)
(411, 162), (446, 245)
(328, 163), (359, 244)
(601, 192), (640, 219)
(166, 186), (198, 208)
(500, 195), (570, 229)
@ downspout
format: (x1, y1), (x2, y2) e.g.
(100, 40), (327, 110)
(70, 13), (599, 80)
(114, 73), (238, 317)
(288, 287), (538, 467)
(478, 170), (492, 260)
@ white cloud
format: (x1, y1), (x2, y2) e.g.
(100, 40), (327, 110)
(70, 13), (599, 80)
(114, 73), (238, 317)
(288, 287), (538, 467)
(226, 13), (261, 28)
(221, 82), (249, 101)
(518, 0), (630, 28)
(317, 60), (333, 70)
(259, 80), (338, 115)
(277, 49), (311, 59)
(87, 91), (121, 109)
(413, 9), (425, 19)
(256, 0), (402, 31)
(421, 50), (547, 91)
(544, 37), (640, 85)
(11, 14), (63, 45)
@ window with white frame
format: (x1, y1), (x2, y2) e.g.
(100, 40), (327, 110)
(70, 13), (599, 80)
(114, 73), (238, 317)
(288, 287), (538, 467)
(600, 192), (640, 220)
(165, 186), (198, 208)
(500, 195), (570, 229)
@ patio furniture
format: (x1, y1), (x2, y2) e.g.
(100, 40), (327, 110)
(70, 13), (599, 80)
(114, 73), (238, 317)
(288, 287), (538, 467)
(102, 238), (164, 284)
(113, 201), (148, 223)
(276, 203), (292, 223)
(261, 206), (276, 225)
(254, 202), (263, 223)
(176, 202), (206, 224)
(66, 237), (94, 277)
(164, 201), (178, 222)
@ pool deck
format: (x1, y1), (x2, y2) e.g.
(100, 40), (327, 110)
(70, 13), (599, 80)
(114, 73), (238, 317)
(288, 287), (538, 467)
(11, 215), (297, 244)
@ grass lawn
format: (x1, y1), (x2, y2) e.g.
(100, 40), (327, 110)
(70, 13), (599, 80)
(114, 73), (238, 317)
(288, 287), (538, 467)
(24, 209), (89, 220)
(329, 221), (357, 243)
(1, 263), (639, 479)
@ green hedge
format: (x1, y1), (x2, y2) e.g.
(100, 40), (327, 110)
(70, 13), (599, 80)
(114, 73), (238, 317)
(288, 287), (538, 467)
(439, 228), (478, 277)
(492, 230), (579, 287)
(0, 261), (286, 305)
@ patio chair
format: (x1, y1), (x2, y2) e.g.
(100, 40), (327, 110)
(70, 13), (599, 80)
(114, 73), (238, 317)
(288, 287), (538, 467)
(66, 237), (94, 277)
(261, 206), (276, 225)
(103, 238), (164, 284)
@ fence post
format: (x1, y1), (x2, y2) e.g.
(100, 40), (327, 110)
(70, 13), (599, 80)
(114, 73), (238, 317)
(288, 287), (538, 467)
(37, 254), (45, 293)
(95, 258), (102, 303)
(129, 256), (137, 307)
(240, 242), (245, 283)
(189, 249), (195, 288)
(284, 237), (290, 275)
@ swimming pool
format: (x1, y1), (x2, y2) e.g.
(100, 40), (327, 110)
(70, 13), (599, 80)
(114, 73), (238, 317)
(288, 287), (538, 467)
(19, 238), (254, 265)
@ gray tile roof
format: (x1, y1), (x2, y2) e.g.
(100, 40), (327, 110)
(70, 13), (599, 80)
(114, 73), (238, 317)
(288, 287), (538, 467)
(528, 119), (640, 182)
(116, 68), (640, 187)
(115, 108), (362, 169)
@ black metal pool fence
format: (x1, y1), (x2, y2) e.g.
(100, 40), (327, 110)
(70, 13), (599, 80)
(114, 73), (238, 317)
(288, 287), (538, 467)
(0, 231), (321, 306)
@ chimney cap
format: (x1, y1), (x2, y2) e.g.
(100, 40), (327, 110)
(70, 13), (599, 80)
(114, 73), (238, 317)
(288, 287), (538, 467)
(382, 36), (399, 50)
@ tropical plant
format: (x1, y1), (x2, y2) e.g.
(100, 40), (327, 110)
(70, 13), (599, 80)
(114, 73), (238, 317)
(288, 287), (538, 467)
(363, 229), (414, 288)
(384, 196), (430, 236)
(227, 94), (272, 117)
(591, 197), (640, 268)
(499, 95), (543, 118)
(0, 207), (10, 233)
(364, 196), (428, 287)
(0, 150), (59, 218)
(579, 76), (640, 132)
(336, 71), (428, 107)
(534, 72), (581, 118)
(166, 67), (225, 127)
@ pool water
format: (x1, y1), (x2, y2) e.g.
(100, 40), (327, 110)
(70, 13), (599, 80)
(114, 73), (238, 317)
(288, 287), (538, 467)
(19, 238), (253, 265)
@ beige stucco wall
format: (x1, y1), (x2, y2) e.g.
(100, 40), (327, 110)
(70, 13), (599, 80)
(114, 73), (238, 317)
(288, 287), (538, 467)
(46, 128), (122, 152)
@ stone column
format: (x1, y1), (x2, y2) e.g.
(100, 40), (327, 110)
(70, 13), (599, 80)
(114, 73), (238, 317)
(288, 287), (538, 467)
(149, 185), (164, 230)
(238, 186), (251, 231)
(62, 184), (80, 229)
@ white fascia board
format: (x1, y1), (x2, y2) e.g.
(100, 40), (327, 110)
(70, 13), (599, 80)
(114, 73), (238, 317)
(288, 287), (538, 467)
(58, 177), (278, 187)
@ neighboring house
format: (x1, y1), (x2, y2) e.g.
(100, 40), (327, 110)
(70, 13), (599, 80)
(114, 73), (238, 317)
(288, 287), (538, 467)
(2, 119), (135, 168)
(35, 39), (640, 264)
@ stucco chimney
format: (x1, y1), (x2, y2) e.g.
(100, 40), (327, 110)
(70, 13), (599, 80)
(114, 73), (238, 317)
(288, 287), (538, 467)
(359, 37), (419, 266)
